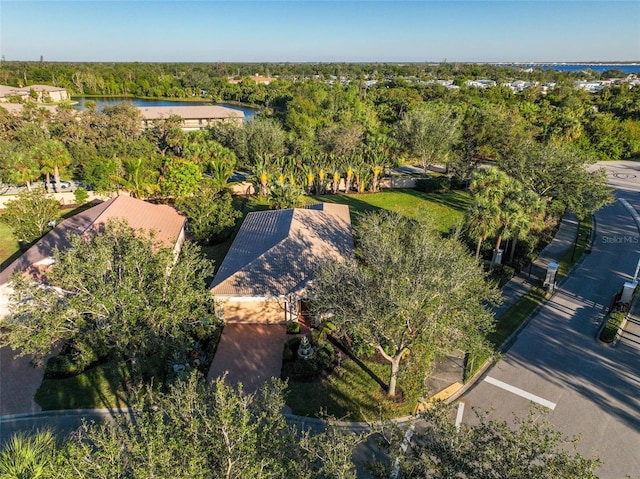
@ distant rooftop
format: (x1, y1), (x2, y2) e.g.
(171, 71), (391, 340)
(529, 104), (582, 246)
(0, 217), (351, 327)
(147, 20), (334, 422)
(0, 195), (186, 285)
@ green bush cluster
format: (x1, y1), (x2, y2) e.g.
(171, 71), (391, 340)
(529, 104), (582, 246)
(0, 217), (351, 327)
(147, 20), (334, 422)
(600, 310), (625, 343)
(414, 176), (451, 194)
(490, 264), (516, 287)
(45, 348), (100, 379)
(281, 337), (335, 381)
(286, 321), (301, 334)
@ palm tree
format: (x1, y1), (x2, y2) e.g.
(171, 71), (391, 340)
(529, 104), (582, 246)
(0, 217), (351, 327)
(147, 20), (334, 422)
(508, 189), (546, 263)
(464, 202), (500, 259)
(119, 157), (160, 199)
(0, 429), (57, 479)
(9, 151), (40, 192)
(251, 155), (271, 197)
(331, 169), (341, 194)
(205, 158), (234, 193)
(344, 163), (354, 194)
(34, 139), (72, 193)
(305, 169), (316, 195)
(469, 167), (515, 261)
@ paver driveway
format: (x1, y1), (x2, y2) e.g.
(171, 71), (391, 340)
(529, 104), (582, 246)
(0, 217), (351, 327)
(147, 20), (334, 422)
(207, 323), (288, 395)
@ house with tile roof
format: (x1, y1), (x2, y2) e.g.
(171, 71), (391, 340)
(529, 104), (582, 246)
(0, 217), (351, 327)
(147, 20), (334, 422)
(210, 203), (353, 324)
(0, 84), (68, 103)
(139, 105), (245, 131)
(0, 196), (186, 317)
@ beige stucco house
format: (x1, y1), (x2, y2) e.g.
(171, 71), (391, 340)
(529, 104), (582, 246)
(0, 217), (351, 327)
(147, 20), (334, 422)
(139, 105), (245, 131)
(210, 203), (353, 324)
(0, 84), (68, 103)
(0, 195), (186, 318)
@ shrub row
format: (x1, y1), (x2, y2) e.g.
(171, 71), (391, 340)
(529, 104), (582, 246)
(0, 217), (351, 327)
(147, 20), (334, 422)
(600, 310), (625, 343)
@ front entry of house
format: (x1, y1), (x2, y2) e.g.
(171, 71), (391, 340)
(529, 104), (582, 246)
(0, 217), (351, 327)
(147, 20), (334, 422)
(218, 296), (303, 324)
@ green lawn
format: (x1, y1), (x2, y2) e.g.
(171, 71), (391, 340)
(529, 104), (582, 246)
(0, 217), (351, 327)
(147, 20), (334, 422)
(286, 354), (422, 421)
(317, 189), (471, 233)
(0, 222), (20, 269)
(35, 359), (134, 410)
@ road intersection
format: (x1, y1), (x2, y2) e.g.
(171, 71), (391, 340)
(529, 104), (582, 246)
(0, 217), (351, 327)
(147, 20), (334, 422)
(460, 161), (640, 479)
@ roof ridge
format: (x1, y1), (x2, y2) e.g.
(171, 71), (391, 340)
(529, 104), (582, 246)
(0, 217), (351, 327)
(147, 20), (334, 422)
(77, 196), (117, 236)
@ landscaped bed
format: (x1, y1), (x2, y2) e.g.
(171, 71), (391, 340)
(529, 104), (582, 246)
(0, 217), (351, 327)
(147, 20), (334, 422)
(284, 346), (423, 421)
(35, 329), (223, 410)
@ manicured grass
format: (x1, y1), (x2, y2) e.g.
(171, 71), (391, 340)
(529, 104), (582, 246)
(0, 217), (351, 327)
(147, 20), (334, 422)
(0, 222), (20, 269)
(317, 189), (471, 233)
(286, 355), (421, 421)
(35, 359), (134, 410)
(488, 286), (550, 347)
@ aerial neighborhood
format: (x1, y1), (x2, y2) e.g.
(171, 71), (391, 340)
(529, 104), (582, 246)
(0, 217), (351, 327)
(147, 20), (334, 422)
(0, 54), (638, 478)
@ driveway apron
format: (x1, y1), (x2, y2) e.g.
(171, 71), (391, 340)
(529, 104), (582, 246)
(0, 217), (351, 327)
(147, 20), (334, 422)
(207, 323), (288, 395)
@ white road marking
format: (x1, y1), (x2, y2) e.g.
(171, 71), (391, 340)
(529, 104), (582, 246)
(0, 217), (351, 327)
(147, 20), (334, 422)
(455, 402), (465, 431)
(484, 376), (557, 410)
(392, 423), (415, 479)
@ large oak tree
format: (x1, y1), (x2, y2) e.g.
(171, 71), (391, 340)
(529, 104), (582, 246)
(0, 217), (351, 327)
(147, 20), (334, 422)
(2, 220), (217, 371)
(310, 211), (500, 397)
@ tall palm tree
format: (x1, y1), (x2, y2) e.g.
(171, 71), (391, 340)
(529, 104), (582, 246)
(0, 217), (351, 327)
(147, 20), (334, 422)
(34, 139), (71, 192)
(508, 189), (546, 263)
(10, 151), (40, 192)
(119, 157), (160, 199)
(464, 202), (500, 259)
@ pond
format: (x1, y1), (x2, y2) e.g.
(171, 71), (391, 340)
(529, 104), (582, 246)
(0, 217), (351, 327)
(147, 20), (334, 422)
(71, 97), (258, 121)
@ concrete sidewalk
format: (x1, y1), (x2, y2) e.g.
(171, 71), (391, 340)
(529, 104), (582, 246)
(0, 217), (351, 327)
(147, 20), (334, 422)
(620, 294), (640, 349)
(430, 211), (580, 396)
(492, 212), (580, 319)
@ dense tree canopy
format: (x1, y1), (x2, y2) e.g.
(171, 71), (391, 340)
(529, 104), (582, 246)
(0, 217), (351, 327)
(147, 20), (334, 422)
(1, 221), (218, 369)
(48, 375), (364, 479)
(311, 211), (500, 397)
(376, 404), (601, 479)
(0, 189), (59, 243)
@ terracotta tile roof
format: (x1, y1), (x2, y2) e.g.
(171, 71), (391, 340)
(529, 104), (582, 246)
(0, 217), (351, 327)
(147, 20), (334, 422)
(0, 196), (185, 285)
(139, 105), (244, 121)
(210, 203), (353, 297)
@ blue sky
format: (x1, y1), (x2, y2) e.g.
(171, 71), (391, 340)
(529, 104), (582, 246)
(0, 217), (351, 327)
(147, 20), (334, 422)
(1, 1), (639, 62)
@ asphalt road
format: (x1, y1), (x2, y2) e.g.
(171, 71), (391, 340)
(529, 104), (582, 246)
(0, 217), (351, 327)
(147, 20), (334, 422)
(460, 161), (640, 479)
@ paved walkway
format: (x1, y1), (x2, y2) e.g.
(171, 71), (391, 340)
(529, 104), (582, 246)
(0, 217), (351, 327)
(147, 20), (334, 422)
(206, 323), (289, 395)
(492, 212), (580, 319)
(621, 295), (640, 349)
(0, 346), (46, 416)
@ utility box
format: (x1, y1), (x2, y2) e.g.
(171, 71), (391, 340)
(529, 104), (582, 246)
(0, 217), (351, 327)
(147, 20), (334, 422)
(620, 281), (637, 305)
(544, 262), (559, 289)
(491, 248), (504, 267)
